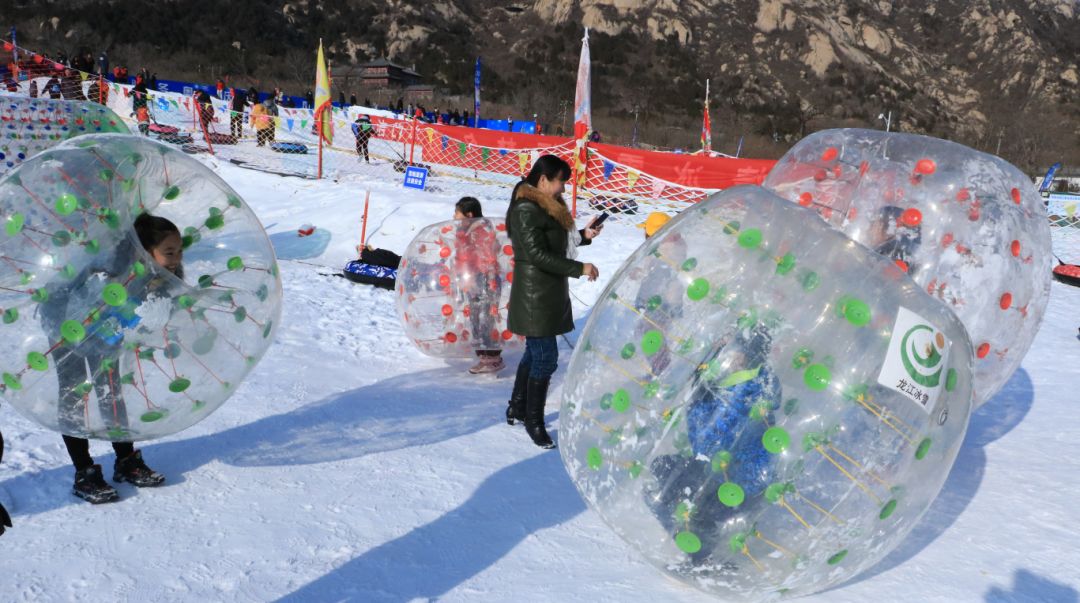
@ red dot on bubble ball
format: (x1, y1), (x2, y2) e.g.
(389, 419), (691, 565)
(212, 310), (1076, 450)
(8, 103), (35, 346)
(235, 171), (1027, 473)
(445, 332), (458, 343)
(441, 225), (452, 234)
(798, 192), (813, 207)
(895, 260), (909, 273)
(1010, 240), (1021, 257)
(915, 158), (936, 175)
(999, 293), (1012, 310)
(813, 169), (827, 182)
(491, 329), (500, 340)
(496, 223), (507, 232)
(439, 247), (451, 258)
(506, 272), (513, 283)
(441, 304), (453, 316)
(439, 274), (451, 287)
(463, 306), (471, 317)
(901, 208), (922, 227)
(502, 330), (514, 341)
(942, 233), (954, 247)
(859, 160), (869, 176)
(821, 147), (838, 162)
(1011, 188), (1021, 204)
(957, 188), (970, 202)
(976, 343), (990, 359)
(503, 244), (514, 256)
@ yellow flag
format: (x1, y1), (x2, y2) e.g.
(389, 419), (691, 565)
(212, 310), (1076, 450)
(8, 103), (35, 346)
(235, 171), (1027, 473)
(314, 40), (333, 144)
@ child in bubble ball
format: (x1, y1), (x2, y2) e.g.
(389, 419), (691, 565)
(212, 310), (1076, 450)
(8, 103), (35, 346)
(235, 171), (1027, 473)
(452, 197), (507, 375)
(646, 324), (780, 565)
(43, 213), (182, 504)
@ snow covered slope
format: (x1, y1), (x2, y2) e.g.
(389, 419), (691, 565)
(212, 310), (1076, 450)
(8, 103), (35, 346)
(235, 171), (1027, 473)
(1, 158), (1077, 603)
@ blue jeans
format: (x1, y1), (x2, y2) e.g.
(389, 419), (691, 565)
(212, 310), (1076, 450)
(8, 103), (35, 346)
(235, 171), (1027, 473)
(520, 336), (559, 380)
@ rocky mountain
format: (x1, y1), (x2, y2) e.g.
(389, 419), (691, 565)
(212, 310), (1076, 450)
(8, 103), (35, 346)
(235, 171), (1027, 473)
(3, 0), (1077, 166)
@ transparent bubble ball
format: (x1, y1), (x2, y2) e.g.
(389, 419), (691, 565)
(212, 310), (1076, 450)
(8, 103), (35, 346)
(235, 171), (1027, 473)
(0, 134), (282, 441)
(396, 217), (522, 357)
(560, 186), (974, 601)
(1, 97), (130, 175)
(764, 128), (1051, 406)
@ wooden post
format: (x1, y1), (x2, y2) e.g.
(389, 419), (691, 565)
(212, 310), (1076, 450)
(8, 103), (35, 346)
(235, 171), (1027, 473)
(360, 190), (371, 247)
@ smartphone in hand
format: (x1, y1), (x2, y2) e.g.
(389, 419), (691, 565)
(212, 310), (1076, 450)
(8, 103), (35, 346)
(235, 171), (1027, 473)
(589, 212), (609, 228)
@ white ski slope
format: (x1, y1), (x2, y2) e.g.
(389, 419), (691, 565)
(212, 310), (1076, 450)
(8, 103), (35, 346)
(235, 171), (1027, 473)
(0, 154), (1078, 603)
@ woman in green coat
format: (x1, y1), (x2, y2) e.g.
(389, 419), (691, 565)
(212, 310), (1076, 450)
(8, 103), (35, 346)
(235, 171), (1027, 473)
(504, 155), (601, 448)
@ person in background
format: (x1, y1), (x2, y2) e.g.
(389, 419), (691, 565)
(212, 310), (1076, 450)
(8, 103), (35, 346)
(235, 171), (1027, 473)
(351, 114), (376, 163)
(229, 87), (247, 139)
(250, 100), (273, 146)
(503, 155), (602, 448)
(638, 212), (671, 240)
(216, 79), (225, 99)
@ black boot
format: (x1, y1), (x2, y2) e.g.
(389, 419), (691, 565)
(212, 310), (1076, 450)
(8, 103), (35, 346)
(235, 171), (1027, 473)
(73, 465), (119, 504)
(524, 377), (556, 449)
(113, 450), (165, 487)
(506, 362), (529, 425)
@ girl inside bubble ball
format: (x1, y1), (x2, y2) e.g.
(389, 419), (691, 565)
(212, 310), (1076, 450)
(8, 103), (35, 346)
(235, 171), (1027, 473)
(452, 197), (507, 375)
(42, 213), (182, 504)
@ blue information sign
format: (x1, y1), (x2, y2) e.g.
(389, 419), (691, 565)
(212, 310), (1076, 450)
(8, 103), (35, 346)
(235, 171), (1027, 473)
(404, 166), (428, 190)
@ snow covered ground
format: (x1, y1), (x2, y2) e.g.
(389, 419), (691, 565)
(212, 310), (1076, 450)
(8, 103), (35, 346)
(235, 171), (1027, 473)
(1, 155), (1078, 603)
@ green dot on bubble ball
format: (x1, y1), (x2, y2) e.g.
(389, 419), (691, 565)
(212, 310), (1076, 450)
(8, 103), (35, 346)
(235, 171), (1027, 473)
(776, 252), (796, 275)
(55, 193), (78, 215)
(168, 377), (191, 393)
(85, 239), (100, 254)
(681, 257), (698, 271)
(3, 372), (22, 390)
(599, 393), (613, 410)
(879, 499), (898, 520)
(102, 283), (128, 306)
(737, 228), (762, 249)
(762, 427), (791, 454)
(687, 278), (709, 301)
(586, 447), (603, 470)
(132, 261), (146, 277)
(646, 295), (662, 311)
(804, 363), (831, 391)
(140, 410), (166, 423)
(711, 450), (732, 472)
(3, 308), (18, 324)
(915, 437), (932, 460)
(98, 169), (113, 182)
(227, 195), (242, 208)
(723, 221), (740, 235)
(765, 483), (786, 503)
(234, 307), (248, 323)
(675, 531), (702, 554)
(6, 213), (25, 236)
(842, 297), (871, 327)
(644, 382), (660, 398)
(163, 184), (181, 200)
(205, 214), (225, 230)
(628, 462), (642, 478)
(801, 271), (821, 292)
(717, 482), (745, 507)
(31, 289), (49, 303)
(262, 322), (273, 338)
(193, 400), (207, 410)
(612, 389), (631, 413)
(729, 533), (748, 554)
(620, 343), (636, 360)
(120, 178), (135, 192)
(227, 256), (244, 271)
(177, 295), (196, 309)
(945, 368), (957, 392)
(641, 330), (663, 355)
(26, 351), (48, 371)
(61, 320), (86, 343)
(827, 550), (848, 565)
(52, 230), (71, 246)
